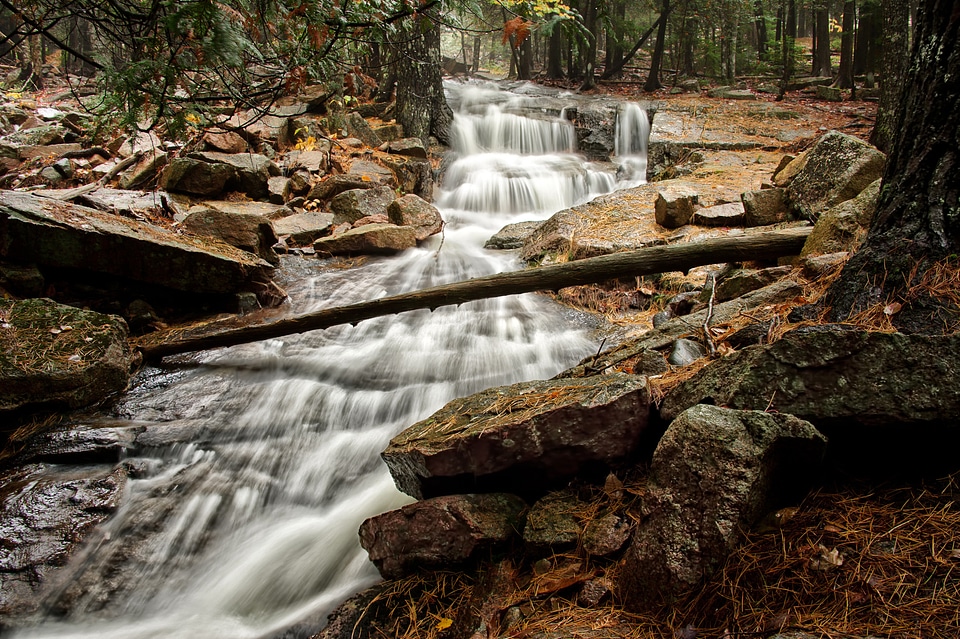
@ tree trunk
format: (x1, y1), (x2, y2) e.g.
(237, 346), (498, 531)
(601, 13), (667, 80)
(604, 0), (627, 77)
(644, 0), (671, 92)
(778, 0), (796, 99)
(853, 1), (880, 77)
(547, 23), (564, 78)
(754, 0), (769, 56)
(519, 35), (533, 80)
(786, 0), (798, 38)
(138, 228), (812, 360)
(825, 0), (960, 333)
(472, 36), (481, 75)
(393, 8), (452, 145)
(835, 0), (856, 88)
(869, 0), (910, 152)
(813, 6), (832, 76)
(579, 0), (599, 90)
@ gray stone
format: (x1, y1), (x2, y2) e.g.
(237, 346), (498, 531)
(330, 185), (396, 225)
(313, 223), (416, 256)
(816, 85), (843, 101)
(179, 206), (279, 265)
(379, 155), (433, 199)
(786, 131), (886, 221)
(199, 200), (292, 221)
(655, 184), (699, 229)
(714, 266), (795, 302)
(118, 149), (167, 190)
(0, 298), (132, 414)
(190, 151), (280, 199)
(347, 159), (397, 186)
(386, 194), (442, 241)
(523, 491), (582, 550)
(40, 166), (63, 183)
(707, 86), (757, 100)
(692, 202), (746, 227)
(741, 188), (789, 226)
(582, 512), (632, 556)
(485, 221), (542, 250)
(359, 493), (526, 579)
(161, 157), (235, 196)
(345, 112), (383, 147)
(619, 405), (827, 609)
(290, 150), (329, 173)
(268, 176), (290, 204)
(5, 124), (67, 146)
(800, 178), (881, 257)
(668, 338), (707, 366)
(383, 373), (651, 499)
(307, 174), (374, 201)
(385, 137), (428, 158)
(272, 211), (334, 245)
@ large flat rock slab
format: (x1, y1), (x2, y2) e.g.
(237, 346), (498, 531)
(383, 373), (651, 499)
(0, 191), (272, 294)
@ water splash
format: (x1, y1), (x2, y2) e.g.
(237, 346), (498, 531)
(614, 102), (651, 186)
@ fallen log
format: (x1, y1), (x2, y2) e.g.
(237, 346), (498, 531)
(136, 226), (811, 361)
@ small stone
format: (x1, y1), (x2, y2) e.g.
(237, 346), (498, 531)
(577, 580), (611, 607)
(668, 338), (707, 366)
(655, 184), (699, 229)
(582, 512), (632, 556)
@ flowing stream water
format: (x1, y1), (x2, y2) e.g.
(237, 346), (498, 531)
(9, 82), (649, 639)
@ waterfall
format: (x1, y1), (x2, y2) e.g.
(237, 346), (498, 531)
(8, 82), (648, 639)
(614, 102), (651, 186)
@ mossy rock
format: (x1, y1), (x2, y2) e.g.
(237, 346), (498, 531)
(0, 298), (132, 417)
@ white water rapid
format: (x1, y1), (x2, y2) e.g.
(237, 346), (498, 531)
(8, 82), (649, 639)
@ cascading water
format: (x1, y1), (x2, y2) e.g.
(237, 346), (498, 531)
(7, 82), (649, 639)
(614, 102), (651, 186)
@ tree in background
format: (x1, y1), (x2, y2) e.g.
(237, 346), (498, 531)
(870, 0), (910, 152)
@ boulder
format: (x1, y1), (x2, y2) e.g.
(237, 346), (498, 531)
(692, 202), (746, 227)
(5, 124), (67, 146)
(387, 194), (442, 241)
(330, 185), (396, 225)
(772, 151), (808, 187)
(379, 155), (433, 199)
(667, 338), (706, 366)
(115, 131), (162, 158)
(359, 493), (526, 579)
(573, 105), (617, 161)
(800, 178), (881, 257)
(619, 405), (827, 609)
(816, 85), (843, 101)
(384, 137), (428, 158)
(272, 211), (334, 245)
(313, 223), (416, 256)
(713, 265), (795, 302)
(190, 151), (280, 199)
(741, 188), (789, 226)
(202, 130), (247, 154)
(660, 327), (960, 475)
(345, 112), (383, 148)
(118, 149), (167, 190)
(0, 298), (131, 414)
(0, 191), (272, 295)
(707, 87), (757, 100)
(582, 512), (633, 557)
(197, 200), (292, 221)
(485, 221), (542, 250)
(382, 373), (651, 499)
(179, 206), (279, 265)
(519, 209), (580, 262)
(307, 174), (374, 201)
(16, 143), (83, 160)
(786, 131), (886, 221)
(347, 159), (396, 186)
(160, 157), (235, 196)
(267, 176), (290, 204)
(523, 490), (583, 550)
(290, 149), (329, 173)
(654, 184), (699, 229)
(0, 463), (128, 619)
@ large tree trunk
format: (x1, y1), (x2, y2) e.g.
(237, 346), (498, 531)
(853, 0), (880, 77)
(393, 8), (452, 145)
(825, 0), (959, 333)
(812, 6), (832, 76)
(835, 0), (856, 88)
(547, 24), (564, 78)
(644, 0), (671, 92)
(754, 0), (769, 56)
(138, 228), (812, 360)
(869, 0), (910, 152)
(604, 0), (627, 77)
(579, 0), (599, 90)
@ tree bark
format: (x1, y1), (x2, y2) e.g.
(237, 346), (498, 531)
(812, 6), (832, 76)
(835, 0), (856, 88)
(547, 22), (564, 78)
(138, 228), (813, 360)
(825, 0), (960, 332)
(601, 13), (666, 80)
(853, 1), (880, 76)
(754, 0), (769, 56)
(579, 0), (599, 90)
(869, 0), (910, 152)
(605, 0), (627, 76)
(393, 7), (453, 145)
(644, 0), (671, 92)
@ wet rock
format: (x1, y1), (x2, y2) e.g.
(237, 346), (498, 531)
(582, 512), (632, 556)
(485, 221), (542, 250)
(786, 131), (885, 221)
(0, 191), (272, 295)
(379, 154), (433, 199)
(800, 178), (880, 257)
(272, 211), (334, 245)
(0, 261), (44, 297)
(359, 493), (526, 579)
(519, 209), (580, 262)
(387, 194), (442, 241)
(161, 157), (235, 195)
(654, 184), (699, 229)
(0, 298), (132, 415)
(692, 202), (745, 227)
(660, 327), (960, 476)
(383, 373), (651, 500)
(12, 421), (141, 465)
(347, 159), (396, 186)
(0, 463), (128, 620)
(384, 137), (427, 158)
(668, 338), (706, 366)
(306, 174), (373, 201)
(573, 104), (617, 161)
(313, 223), (416, 256)
(330, 185), (396, 225)
(741, 188), (789, 226)
(202, 130), (247, 154)
(619, 405), (827, 609)
(714, 266), (794, 302)
(345, 112), (382, 148)
(190, 151), (280, 199)
(523, 491), (582, 550)
(179, 206), (280, 265)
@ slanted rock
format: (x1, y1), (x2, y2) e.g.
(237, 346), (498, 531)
(179, 206), (279, 265)
(655, 184), (699, 229)
(772, 151), (809, 187)
(0, 298), (131, 414)
(161, 158), (234, 196)
(379, 155), (433, 199)
(692, 202), (746, 227)
(203, 130), (247, 154)
(714, 265), (794, 302)
(0, 191), (272, 295)
(800, 178), (881, 257)
(307, 174), (373, 201)
(519, 209), (580, 262)
(118, 149), (167, 190)
(523, 490), (583, 550)
(272, 211), (334, 245)
(741, 188), (789, 226)
(383, 373), (651, 499)
(330, 185), (396, 225)
(387, 194), (442, 241)
(359, 493), (526, 579)
(348, 159), (396, 186)
(785, 131), (885, 220)
(485, 221), (542, 250)
(190, 151), (280, 199)
(619, 405), (827, 609)
(385, 137), (427, 158)
(345, 112), (383, 148)
(313, 223), (416, 256)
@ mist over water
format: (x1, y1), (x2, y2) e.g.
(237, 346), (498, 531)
(9, 81), (649, 639)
